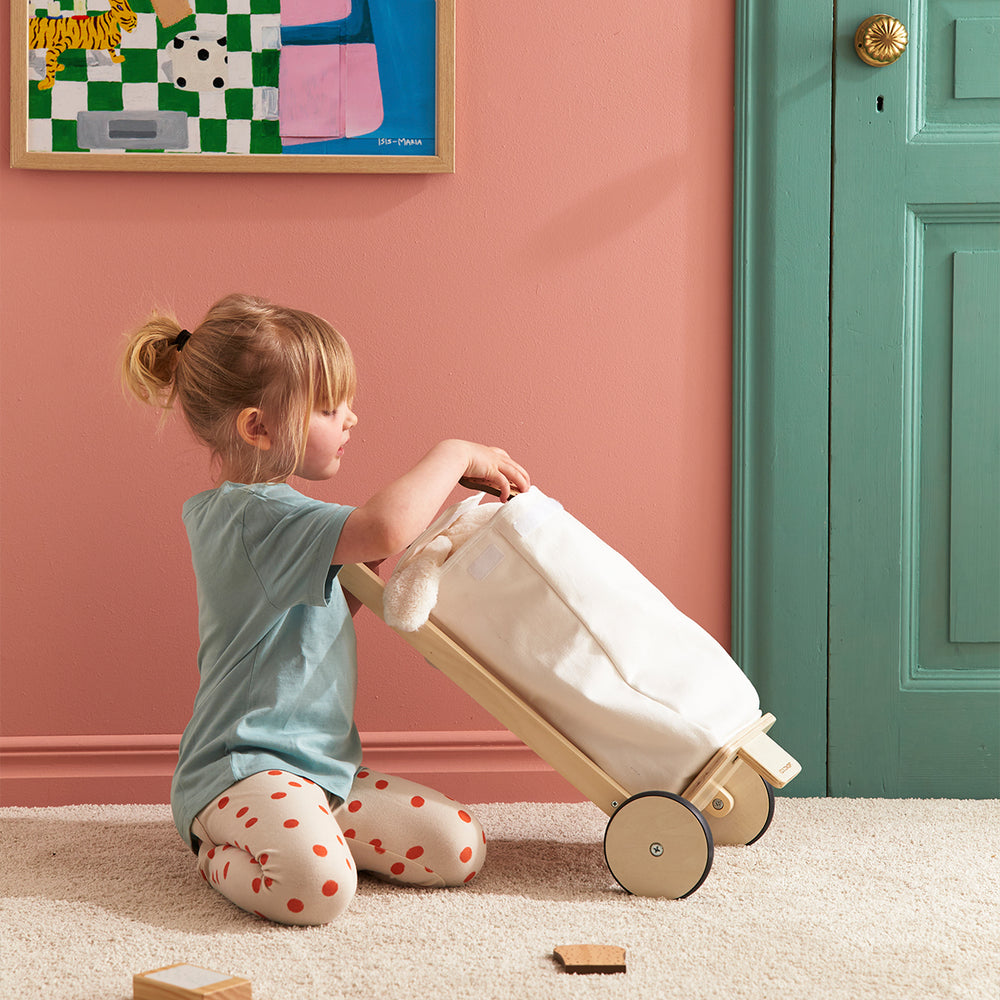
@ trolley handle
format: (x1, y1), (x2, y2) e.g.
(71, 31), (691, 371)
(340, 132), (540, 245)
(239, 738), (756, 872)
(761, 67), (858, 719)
(458, 476), (522, 500)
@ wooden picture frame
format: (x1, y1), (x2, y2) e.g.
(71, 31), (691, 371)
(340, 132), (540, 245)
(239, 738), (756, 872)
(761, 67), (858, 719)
(10, 0), (455, 173)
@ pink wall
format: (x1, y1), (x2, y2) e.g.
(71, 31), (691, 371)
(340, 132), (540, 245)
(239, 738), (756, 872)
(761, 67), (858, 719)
(0, 4), (734, 804)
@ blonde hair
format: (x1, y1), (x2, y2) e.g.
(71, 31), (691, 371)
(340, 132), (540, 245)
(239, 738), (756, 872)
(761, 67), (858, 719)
(121, 293), (356, 483)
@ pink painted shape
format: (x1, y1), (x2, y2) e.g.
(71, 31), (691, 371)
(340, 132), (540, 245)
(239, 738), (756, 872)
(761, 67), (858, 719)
(279, 44), (343, 139)
(343, 44), (383, 138)
(280, 0), (352, 28)
(279, 43), (383, 143)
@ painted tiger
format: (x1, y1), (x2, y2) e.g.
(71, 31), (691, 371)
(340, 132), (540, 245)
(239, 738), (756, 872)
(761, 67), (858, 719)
(29, 0), (138, 90)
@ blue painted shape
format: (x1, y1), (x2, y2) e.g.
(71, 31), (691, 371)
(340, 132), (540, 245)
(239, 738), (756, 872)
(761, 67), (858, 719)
(282, 0), (436, 155)
(280, 0), (375, 46)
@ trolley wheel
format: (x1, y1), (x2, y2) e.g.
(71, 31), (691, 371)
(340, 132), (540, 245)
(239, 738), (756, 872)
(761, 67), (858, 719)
(603, 791), (713, 899)
(701, 762), (775, 847)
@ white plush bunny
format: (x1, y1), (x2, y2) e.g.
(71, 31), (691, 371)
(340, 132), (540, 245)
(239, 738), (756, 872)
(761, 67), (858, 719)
(382, 502), (500, 631)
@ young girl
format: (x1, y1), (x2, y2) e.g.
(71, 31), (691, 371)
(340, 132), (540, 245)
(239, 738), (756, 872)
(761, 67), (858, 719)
(121, 293), (530, 925)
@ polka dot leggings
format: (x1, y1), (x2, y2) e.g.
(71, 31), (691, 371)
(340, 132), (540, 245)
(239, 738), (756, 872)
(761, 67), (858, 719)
(190, 767), (486, 926)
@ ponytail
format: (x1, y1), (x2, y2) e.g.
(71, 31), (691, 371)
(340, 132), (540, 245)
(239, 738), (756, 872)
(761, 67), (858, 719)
(120, 311), (188, 411)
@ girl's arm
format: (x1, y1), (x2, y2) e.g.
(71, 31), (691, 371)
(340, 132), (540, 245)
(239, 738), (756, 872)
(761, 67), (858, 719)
(332, 439), (530, 566)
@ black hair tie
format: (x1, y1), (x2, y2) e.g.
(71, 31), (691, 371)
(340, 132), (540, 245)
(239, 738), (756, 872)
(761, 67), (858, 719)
(174, 329), (192, 352)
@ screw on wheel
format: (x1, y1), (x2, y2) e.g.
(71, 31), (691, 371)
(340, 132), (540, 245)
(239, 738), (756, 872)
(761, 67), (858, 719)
(603, 791), (714, 898)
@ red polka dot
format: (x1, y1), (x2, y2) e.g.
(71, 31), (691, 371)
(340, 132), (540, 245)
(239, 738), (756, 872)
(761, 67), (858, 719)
(284, 819), (299, 828)
(268, 770), (283, 775)
(322, 880), (339, 896)
(200, 870), (208, 882)
(236, 807), (249, 818)
(390, 862), (405, 876)
(207, 848), (216, 860)
(410, 796), (425, 808)
(217, 796), (229, 809)
(464, 871), (477, 883)
(460, 847), (473, 863)
(348, 800), (362, 813)
(346, 857), (353, 870)
(319, 805), (329, 815)
(458, 810), (472, 823)
(271, 792), (287, 800)
(245, 817), (258, 828)
(287, 898), (304, 913)
(313, 844), (328, 857)
(344, 829), (356, 839)
(406, 845), (424, 860)
(288, 781), (302, 788)
(259, 853), (269, 866)
(357, 770), (370, 779)
(375, 779), (389, 789)
(252, 878), (262, 893)
(223, 862), (230, 879)
(264, 877), (274, 888)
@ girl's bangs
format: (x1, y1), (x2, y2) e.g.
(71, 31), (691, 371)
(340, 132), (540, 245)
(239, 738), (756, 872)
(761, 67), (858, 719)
(311, 332), (357, 411)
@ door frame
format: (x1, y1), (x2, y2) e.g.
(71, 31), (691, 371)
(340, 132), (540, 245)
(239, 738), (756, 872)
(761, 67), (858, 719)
(731, 1), (834, 796)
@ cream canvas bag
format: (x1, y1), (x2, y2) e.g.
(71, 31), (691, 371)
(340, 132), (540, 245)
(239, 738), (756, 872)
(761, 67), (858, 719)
(390, 487), (762, 795)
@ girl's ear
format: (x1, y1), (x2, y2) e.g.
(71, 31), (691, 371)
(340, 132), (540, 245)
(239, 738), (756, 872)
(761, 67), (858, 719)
(236, 407), (272, 451)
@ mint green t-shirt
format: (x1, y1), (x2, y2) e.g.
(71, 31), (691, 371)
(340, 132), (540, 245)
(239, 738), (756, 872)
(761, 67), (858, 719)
(171, 482), (359, 850)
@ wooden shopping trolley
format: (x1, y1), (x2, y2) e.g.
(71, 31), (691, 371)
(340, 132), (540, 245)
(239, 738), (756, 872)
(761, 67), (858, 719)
(341, 514), (800, 900)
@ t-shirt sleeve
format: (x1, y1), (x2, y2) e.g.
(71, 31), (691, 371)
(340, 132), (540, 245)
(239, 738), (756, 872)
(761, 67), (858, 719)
(239, 493), (354, 610)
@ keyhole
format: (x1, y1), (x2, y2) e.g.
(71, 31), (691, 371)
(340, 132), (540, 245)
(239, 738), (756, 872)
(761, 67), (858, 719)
(876, 95), (884, 112)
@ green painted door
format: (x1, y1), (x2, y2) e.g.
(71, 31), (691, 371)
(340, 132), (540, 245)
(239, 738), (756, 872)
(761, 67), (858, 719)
(829, 2), (1000, 795)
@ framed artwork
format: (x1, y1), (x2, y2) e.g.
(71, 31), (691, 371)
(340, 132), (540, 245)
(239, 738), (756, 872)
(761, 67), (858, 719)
(9, 0), (455, 172)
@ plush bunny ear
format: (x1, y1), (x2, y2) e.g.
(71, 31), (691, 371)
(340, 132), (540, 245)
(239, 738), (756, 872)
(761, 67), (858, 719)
(383, 535), (453, 632)
(383, 503), (500, 631)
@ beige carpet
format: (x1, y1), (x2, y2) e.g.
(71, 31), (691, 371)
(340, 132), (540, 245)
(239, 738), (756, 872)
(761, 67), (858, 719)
(1, 798), (997, 999)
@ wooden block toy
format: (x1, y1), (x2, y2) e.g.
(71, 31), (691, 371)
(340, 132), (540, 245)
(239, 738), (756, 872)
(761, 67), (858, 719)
(553, 944), (627, 974)
(133, 964), (251, 1000)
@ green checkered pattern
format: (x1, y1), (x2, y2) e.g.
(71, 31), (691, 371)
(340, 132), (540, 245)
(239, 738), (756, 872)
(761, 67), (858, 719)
(27, 1), (281, 155)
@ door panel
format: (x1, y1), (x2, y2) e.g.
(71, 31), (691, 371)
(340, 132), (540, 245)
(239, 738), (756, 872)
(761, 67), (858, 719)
(829, 1), (999, 795)
(948, 251), (1000, 643)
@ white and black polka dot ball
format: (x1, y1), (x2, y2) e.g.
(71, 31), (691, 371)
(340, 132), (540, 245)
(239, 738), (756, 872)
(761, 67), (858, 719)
(170, 33), (229, 90)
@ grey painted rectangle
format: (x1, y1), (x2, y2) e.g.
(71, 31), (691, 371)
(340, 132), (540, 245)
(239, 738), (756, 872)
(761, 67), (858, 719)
(76, 111), (190, 150)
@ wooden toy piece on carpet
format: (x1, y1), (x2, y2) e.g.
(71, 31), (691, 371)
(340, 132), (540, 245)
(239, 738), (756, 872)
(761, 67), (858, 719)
(553, 944), (627, 974)
(133, 963), (251, 1000)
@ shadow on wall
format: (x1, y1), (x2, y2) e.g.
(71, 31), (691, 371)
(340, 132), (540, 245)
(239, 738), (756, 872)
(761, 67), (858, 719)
(523, 157), (680, 262)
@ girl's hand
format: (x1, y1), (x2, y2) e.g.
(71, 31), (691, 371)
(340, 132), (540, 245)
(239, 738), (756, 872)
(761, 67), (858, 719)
(459, 444), (531, 502)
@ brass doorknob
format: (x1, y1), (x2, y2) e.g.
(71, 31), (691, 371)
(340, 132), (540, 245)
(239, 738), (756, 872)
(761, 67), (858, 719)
(855, 15), (908, 66)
